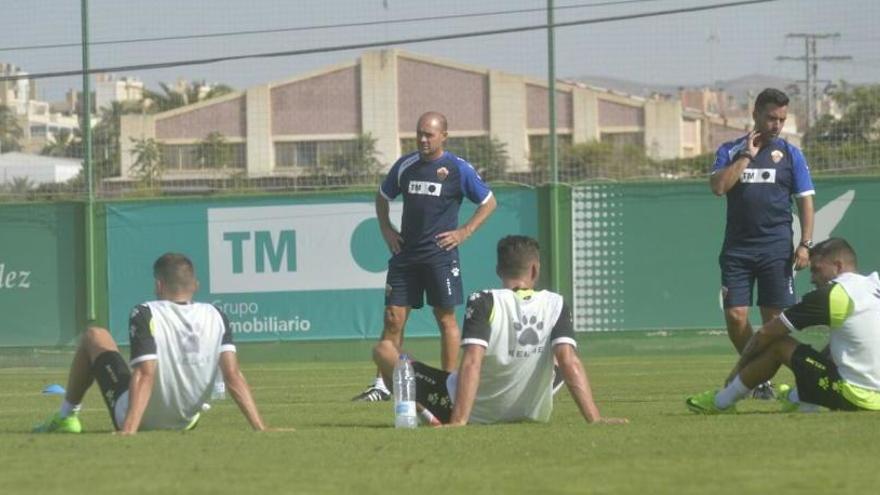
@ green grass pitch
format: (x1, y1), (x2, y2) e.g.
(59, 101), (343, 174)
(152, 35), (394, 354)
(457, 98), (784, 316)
(1, 330), (878, 494)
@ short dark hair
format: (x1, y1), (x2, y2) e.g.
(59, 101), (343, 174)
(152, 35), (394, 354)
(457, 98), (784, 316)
(497, 235), (540, 278)
(810, 237), (858, 267)
(754, 88), (789, 113)
(153, 253), (196, 293)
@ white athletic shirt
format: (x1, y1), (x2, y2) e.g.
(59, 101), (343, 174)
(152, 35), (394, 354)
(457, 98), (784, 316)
(118, 300), (235, 430)
(780, 271), (880, 409)
(450, 288), (575, 424)
(828, 272), (880, 391)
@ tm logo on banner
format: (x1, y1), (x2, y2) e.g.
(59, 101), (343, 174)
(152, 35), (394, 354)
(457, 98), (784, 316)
(207, 203), (401, 294)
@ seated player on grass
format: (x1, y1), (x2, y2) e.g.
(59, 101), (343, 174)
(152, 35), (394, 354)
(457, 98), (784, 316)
(34, 253), (281, 434)
(373, 235), (627, 426)
(687, 238), (880, 414)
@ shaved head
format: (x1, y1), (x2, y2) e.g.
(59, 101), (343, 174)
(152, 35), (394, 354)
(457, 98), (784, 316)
(415, 111), (448, 160)
(417, 111), (447, 132)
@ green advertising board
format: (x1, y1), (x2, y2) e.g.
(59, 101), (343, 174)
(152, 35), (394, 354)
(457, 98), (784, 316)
(0, 202), (85, 347)
(105, 187), (538, 344)
(571, 177), (880, 331)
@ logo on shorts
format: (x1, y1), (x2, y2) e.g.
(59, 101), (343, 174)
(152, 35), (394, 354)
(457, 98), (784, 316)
(771, 150), (784, 163)
(105, 364), (118, 383)
(385, 283), (392, 297)
(872, 288), (880, 300)
(451, 266), (460, 277)
(427, 392), (451, 408)
(436, 167), (449, 181)
(720, 286), (729, 301)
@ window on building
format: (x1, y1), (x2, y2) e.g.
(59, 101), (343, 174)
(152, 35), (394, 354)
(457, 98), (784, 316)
(160, 143), (246, 170)
(30, 125), (47, 138)
(528, 134), (573, 155)
(275, 140), (360, 170)
(599, 132), (644, 150)
(528, 133), (573, 169)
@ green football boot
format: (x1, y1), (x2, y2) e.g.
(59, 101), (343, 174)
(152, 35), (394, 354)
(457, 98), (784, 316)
(33, 412), (82, 433)
(776, 384), (798, 413)
(685, 390), (737, 415)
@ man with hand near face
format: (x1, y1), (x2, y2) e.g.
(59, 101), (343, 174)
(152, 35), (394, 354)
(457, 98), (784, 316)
(709, 88), (816, 399)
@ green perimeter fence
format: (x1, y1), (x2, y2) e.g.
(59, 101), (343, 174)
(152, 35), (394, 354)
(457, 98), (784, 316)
(1, 177), (879, 353)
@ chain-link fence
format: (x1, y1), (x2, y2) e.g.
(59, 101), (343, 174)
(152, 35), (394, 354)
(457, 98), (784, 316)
(1, 0), (878, 201)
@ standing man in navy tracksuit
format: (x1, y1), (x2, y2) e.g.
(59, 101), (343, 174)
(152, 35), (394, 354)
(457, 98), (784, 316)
(710, 88), (815, 399)
(353, 111), (497, 402)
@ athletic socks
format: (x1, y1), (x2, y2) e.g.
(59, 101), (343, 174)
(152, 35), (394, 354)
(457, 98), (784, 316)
(373, 375), (389, 393)
(419, 408), (441, 426)
(59, 400), (81, 419)
(714, 375), (751, 409)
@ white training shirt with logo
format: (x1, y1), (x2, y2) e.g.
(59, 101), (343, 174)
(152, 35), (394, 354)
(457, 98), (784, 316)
(119, 300), (235, 430)
(452, 288), (575, 424)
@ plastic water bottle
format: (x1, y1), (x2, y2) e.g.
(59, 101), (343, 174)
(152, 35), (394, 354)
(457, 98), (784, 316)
(211, 373), (226, 400)
(393, 354), (418, 429)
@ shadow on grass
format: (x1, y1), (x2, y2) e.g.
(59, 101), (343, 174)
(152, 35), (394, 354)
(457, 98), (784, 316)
(310, 422), (394, 429)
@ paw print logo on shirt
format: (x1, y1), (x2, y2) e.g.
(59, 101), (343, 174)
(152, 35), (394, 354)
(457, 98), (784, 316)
(513, 315), (543, 346)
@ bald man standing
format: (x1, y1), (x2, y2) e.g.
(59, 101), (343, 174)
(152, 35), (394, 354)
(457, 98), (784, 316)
(353, 111), (497, 402)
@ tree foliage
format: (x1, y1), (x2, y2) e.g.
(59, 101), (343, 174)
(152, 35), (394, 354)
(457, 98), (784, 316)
(129, 137), (162, 189)
(142, 81), (235, 113)
(804, 83), (880, 174)
(197, 131), (232, 169)
(0, 104), (22, 153)
(322, 133), (383, 175)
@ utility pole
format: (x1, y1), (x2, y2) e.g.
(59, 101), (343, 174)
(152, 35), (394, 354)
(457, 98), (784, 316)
(776, 33), (851, 129)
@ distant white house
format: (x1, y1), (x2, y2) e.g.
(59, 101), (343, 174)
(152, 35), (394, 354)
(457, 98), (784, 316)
(0, 152), (82, 186)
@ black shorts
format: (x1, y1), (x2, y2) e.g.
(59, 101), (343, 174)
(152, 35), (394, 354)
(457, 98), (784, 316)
(93, 351), (132, 429)
(719, 250), (795, 308)
(790, 345), (860, 411)
(385, 258), (463, 309)
(412, 361), (453, 424)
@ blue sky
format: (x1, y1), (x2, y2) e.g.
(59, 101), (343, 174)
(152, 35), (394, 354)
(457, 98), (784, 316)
(4, 0), (877, 101)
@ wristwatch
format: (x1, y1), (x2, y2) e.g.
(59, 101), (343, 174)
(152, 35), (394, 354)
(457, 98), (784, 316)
(799, 240), (814, 250)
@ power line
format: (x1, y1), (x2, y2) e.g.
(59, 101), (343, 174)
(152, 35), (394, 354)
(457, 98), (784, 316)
(0, 0), (777, 82)
(0, 0), (671, 54)
(776, 33), (852, 128)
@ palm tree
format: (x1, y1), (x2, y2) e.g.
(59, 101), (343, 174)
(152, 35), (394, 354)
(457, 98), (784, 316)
(41, 128), (78, 157)
(0, 104), (23, 153)
(129, 137), (162, 188)
(142, 80), (235, 113)
(93, 100), (141, 178)
(8, 176), (35, 194)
